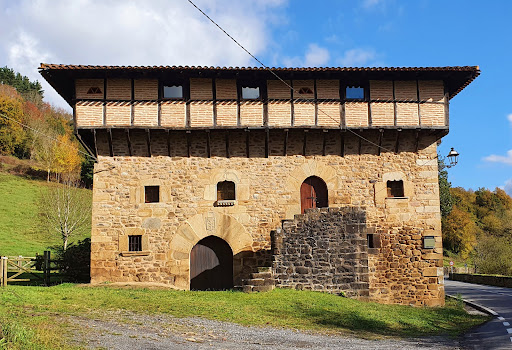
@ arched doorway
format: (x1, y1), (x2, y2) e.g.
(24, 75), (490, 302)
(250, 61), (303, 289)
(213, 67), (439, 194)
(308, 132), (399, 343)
(190, 236), (233, 290)
(300, 176), (328, 214)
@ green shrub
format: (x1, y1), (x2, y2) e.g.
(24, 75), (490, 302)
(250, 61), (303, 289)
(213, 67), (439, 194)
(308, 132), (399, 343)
(52, 238), (91, 282)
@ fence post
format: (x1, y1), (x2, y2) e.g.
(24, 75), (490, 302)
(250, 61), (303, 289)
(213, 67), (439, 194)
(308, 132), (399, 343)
(43, 251), (50, 286)
(1, 257), (7, 287)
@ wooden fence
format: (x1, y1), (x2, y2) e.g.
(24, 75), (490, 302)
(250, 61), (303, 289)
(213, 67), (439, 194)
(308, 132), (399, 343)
(0, 251), (52, 286)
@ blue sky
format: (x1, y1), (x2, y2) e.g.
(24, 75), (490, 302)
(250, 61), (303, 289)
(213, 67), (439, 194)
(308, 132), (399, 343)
(0, 0), (511, 194)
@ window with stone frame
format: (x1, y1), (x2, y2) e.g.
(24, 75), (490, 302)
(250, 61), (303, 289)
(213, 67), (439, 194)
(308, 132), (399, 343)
(386, 180), (404, 198)
(217, 181), (235, 201)
(128, 235), (142, 252)
(145, 186), (160, 203)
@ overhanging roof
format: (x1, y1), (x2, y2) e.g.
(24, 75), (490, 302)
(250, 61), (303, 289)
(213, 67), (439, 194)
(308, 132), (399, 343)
(39, 63), (480, 106)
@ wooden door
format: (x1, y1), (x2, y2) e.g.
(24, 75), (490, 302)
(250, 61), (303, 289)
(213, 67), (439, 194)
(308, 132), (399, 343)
(190, 236), (233, 290)
(300, 176), (328, 214)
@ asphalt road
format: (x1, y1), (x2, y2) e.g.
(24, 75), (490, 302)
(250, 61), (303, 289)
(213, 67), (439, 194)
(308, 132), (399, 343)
(445, 279), (512, 349)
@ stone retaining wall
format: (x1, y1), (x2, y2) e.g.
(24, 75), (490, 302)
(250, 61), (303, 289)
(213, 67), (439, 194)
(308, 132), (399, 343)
(450, 273), (512, 288)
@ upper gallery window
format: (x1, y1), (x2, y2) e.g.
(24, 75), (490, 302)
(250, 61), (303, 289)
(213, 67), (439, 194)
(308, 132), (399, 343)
(217, 181), (235, 201)
(145, 186), (160, 203)
(345, 86), (365, 100)
(163, 85), (183, 99)
(241, 86), (260, 99)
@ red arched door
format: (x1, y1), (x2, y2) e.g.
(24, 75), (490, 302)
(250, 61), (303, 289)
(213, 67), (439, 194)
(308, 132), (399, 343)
(300, 176), (328, 214)
(190, 236), (233, 290)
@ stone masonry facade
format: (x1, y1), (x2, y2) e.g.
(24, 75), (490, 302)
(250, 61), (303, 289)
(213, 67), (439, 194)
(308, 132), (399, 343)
(39, 64), (480, 307)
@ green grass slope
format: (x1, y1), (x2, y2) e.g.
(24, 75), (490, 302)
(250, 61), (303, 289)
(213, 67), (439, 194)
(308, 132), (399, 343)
(0, 173), (91, 256)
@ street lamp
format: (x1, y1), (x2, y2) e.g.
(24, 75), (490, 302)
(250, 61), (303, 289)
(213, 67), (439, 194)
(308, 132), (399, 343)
(446, 148), (459, 168)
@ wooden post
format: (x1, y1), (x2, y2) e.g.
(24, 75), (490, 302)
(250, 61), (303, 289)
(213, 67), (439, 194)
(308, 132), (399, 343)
(43, 251), (50, 286)
(1, 257), (7, 287)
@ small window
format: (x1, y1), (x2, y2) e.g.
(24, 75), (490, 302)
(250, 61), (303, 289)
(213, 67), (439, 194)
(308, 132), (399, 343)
(346, 86), (364, 100)
(145, 186), (160, 203)
(298, 87), (313, 94)
(367, 233), (380, 249)
(163, 85), (183, 99)
(367, 234), (375, 249)
(242, 86), (260, 99)
(128, 235), (142, 252)
(386, 180), (404, 198)
(217, 181), (235, 201)
(87, 87), (102, 94)
(423, 236), (436, 249)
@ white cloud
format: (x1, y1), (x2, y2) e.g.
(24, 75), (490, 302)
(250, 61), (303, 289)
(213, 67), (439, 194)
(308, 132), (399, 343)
(282, 43), (330, 68)
(0, 0), (287, 108)
(504, 179), (512, 196)
(507, 113), (512, 125)
(304, 44), (330, 67)
(484, 149), (512, 165)
(337, 48), (378, 67)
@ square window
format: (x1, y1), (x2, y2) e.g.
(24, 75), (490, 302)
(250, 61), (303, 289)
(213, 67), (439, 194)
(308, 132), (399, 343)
(242, 86), (260, 99)
(128, 235), (142, 252)
(217, 181), (235, 201)
(423, 236), (436, 249)
(163, 85), (183, 99)
(386, 180), (404, 198)
(145, 186), (160, 203)
(346, 86), (365, 99)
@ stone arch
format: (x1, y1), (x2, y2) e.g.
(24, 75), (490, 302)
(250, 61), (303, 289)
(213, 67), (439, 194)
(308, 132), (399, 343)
(169, 212), (253, 289)
(202, 168), (250, 201)
(283, 159), (337, 219)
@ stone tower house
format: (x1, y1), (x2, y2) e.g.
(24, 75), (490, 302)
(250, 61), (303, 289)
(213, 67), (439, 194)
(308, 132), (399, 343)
(40, 64), (479, 306)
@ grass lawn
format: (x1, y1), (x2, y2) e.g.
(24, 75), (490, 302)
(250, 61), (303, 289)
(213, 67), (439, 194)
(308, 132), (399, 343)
(0, 285), (489, 349)
(0, 173), (91, 257)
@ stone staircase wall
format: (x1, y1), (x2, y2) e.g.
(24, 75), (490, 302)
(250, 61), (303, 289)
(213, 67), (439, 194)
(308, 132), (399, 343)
(271, 207), (370, 298)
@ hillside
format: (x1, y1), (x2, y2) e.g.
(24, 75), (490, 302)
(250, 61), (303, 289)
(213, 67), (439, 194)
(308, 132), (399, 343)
(0, 170), (91, 256)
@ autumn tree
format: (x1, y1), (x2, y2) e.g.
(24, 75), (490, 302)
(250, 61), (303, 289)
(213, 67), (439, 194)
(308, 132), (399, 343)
(40, 180), (91, 251)
(0, 85), (25, 155)
(442, 206), (479, 259)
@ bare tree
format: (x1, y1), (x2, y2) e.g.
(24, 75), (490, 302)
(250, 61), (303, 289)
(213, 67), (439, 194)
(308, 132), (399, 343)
(40, 180), (92, 250)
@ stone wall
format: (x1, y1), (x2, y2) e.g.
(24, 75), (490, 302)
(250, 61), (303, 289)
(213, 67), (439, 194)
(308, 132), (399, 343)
(272, 207), (370, 298)
(90, 129), (444, 305)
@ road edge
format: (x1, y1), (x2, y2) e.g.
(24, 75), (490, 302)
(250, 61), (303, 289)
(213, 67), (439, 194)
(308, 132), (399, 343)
(446, 294), (498, 316)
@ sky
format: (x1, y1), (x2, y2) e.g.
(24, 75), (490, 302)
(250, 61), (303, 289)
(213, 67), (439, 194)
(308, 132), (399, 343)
(0, 0), (511, 195)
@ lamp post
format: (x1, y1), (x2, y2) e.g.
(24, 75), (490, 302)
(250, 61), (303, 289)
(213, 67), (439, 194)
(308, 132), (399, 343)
(446, 147), (459, 168)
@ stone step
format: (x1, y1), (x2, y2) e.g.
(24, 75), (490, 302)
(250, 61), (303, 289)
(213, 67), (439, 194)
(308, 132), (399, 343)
(251, 272), (272, 279)
(257, 266), (272, 273)
(252, 285), (274, 292)
(243, 278), (275, 286)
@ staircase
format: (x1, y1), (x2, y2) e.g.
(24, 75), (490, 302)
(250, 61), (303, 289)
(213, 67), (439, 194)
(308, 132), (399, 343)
(242, 267), (275, 293)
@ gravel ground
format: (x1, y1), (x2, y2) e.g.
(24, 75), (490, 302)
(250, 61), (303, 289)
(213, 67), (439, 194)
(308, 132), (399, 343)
(68, 310), (464, 350)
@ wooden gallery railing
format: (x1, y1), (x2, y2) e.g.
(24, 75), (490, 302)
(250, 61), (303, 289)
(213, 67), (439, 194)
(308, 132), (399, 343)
(0, 251), (52, 286)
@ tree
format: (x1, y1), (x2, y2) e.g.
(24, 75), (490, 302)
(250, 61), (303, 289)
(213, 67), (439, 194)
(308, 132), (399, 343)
(438, 158), (452, 218)
(40, 181), (92, 251)
(442, 206), (479, 259)
(0, 86), (26, 155)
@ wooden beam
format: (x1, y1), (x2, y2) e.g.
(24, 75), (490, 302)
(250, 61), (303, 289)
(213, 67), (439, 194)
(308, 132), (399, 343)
(302, 129), (308, 156)
(93, 129), (99, 157)
(414, 129), (420, 153)
(225, 130), (230, 158)
(444, 88), (450, 127)
(290, 80), (295, 126)
(265, 128), (269, 158)
(107, 128), (114, 157)
(339, 81), (346, 129)
(212, 79), (217, 127)
(283, 129), (288, 156)
(125, 129), (132, 156)
(103, 79), (107, 126)
(75, 132), (96, 160)
(245, 129), (250, 158)
(206, 130), (211, 158)
(237, 81), (241, 127)
(167, 129), (171, 157)
(130, 79), (134, 126)
(314, 79), (318, 126)
(340, 130), (345, 157)
(186, 131), (191, 157)
(358, 130), (362, 155)
(395, 129), (401, 154)
(322, 130), (327, 156)
(146, 129), (151, 156)
(416, 80), (421, 126)
(186, 101), (191, 128)
(393, 80), (397, 126)
(377, 129), (383, 156)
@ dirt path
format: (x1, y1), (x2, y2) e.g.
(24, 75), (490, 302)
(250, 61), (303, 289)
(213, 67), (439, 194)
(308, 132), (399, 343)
(68, 310), (464, 350)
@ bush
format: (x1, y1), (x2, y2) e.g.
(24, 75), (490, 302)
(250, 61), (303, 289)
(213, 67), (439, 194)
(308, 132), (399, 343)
(52, 238), (91, 282)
